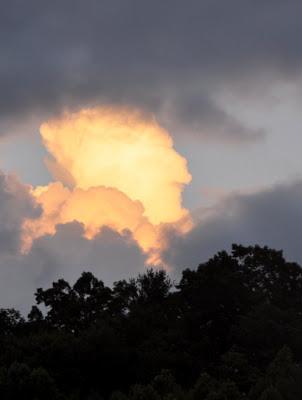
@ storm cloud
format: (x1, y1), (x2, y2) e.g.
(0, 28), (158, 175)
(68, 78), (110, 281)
(2, 1), (302, 140)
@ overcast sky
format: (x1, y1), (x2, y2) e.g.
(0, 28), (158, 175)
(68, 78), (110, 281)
(1, 1), (302, 311)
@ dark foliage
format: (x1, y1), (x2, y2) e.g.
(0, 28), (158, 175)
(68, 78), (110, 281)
(1, 244), (302, 399)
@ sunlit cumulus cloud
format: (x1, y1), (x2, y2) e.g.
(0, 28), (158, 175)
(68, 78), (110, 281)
(22, 106), (192, 266)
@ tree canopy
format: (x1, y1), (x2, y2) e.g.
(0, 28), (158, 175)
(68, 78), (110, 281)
(0, 244), (302, 399)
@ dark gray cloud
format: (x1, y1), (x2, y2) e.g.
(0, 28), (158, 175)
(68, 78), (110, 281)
(2, 1), (302, 141)
(26, 223), (147, 291)
(159, 94), (265, 143)
(165, 181), (302, 276)
(0, 223), (147, 313)
(0, 223), (146, 313)
(0, 172), (40, 253)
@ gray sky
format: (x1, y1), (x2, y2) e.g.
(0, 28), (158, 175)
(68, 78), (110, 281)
(1, 0), (302, 310)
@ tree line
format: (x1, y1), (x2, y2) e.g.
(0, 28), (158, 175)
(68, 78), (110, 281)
(0, 244), (302, 399)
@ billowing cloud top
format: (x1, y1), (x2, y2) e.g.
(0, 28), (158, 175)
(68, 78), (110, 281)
(23, 107), (192, 266)
(40, 107), (191, 224)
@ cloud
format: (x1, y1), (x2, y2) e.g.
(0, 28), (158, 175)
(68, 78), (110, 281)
(0, 169), (148, 312)
(2, 1), (302, 141)
(22, 223), (147, 305)
(39, 107), (191, 225)
(22, 107), (192, 265)
(1, 169), (302, 313)
(164, 181), (302, 276)
(23, 182), (160, 259)
(159, 94), (265, 143)
(0, 105), (194, 311)
(0, 223), (147, 314)
(0, 172), (40, 253)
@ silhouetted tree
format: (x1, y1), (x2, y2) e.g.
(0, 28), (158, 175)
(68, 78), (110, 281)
(0, 244), (300, 399)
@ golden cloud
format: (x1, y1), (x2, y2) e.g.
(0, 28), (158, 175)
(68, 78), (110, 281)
(22, 106), (192, 266)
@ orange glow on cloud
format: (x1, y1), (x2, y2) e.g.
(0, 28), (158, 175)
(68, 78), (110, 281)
(22, 107), (192, 265)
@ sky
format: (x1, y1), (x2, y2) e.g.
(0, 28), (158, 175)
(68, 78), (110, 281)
(1, 0), (302, 312)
